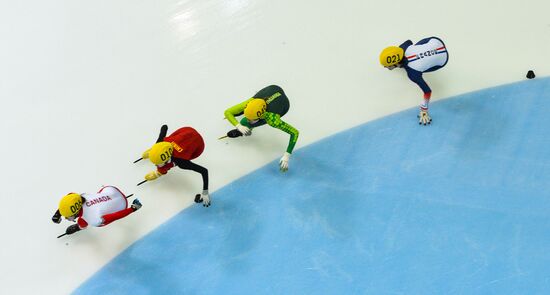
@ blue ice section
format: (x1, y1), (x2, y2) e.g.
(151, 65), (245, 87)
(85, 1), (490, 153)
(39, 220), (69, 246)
(75, 78), (550, 295)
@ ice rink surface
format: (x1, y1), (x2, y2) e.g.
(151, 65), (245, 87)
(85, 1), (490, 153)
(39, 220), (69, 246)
(0, 0), (549, 294)
(75, 78), (550, 294)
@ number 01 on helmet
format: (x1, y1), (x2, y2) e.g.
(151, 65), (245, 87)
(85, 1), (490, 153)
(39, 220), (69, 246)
(149, 142), (174, 165)
(380, 46), (404, 67)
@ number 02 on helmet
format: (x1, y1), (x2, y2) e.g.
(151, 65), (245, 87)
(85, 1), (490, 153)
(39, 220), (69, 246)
(380, 46), (404, 67)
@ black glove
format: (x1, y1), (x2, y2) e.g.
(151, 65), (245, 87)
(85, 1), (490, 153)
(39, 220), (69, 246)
(227, 129), (243, 138)
(65, 224), (81, 235)
(131, 199), (143, 211)
(52, 210), (62, 224)
(194, 194), (202, 203)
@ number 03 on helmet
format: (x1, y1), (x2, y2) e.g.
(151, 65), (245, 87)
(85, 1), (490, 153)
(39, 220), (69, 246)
(379, 46), (404, 67)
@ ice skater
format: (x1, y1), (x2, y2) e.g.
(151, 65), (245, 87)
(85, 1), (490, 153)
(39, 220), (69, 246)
(138, 125), (210, 207)
(380, 36), (449, 125)
(52, 185), (142, 237)
(222, 85), (299, 172)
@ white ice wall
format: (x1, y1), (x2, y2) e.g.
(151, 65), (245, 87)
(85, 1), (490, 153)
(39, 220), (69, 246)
(0, 0), (548, 294)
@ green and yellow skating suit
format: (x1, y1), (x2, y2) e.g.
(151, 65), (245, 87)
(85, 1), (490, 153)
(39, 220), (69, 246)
(224, 85), (299, 154)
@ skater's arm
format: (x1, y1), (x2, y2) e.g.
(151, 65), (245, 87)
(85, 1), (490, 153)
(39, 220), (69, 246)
(265, 112), (299, 154)
(239, 116), (267, 129)
(157, 162), (175, 175)
(77, 218), (89, 228)
(156, 125), (168, 143)
(174, 159), (209, 191)
(101, 208), (135, 226)
(224, 98), (254, 126)
(145, 161), (175, 181)
(399, 40), (413, 51)
(406, 69), (431, 96)
(405, 69), (432, 110)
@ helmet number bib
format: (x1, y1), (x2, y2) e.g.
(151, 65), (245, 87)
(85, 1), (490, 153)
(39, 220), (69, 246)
(70, 201), (82, 214)
(160, 149), (173, 162)
(386, 54), (400, 64)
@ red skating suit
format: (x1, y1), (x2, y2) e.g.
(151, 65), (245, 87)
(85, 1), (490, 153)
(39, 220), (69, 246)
(76, 186), (132, 228)
(157, 127), (205, 174)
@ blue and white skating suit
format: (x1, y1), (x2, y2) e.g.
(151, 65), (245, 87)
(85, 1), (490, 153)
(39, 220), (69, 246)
(399, 37), (448, 95)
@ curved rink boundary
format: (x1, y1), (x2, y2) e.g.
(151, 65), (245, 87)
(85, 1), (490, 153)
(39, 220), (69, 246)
(75, 78), (550, 295)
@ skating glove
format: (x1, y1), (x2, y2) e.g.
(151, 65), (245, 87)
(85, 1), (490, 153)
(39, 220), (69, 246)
(145, 170), (162, 181)
(201, 190), (210, 207)
(52, 210), (62, 224)
(236, 123), (252, 136)
(65, 224), (81, 235)
(418, 109), (432, 125)
(194, 190), (211, 207)
(142, 148), (151, 159)
(227, 129), (243, 138)
(279, 152), (291, 172)
(131, 199), (142, 211)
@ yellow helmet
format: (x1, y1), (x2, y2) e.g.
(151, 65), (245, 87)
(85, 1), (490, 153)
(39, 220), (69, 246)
(59, 193), (83, 218)
(244, 99), (267, 120)
(149, 142), (174, 165)
(379, 46), (404, 67)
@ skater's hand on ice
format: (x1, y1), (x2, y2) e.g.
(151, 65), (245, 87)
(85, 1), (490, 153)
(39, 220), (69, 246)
(279, 152), (291, 172)
(195, 190), (211, 207)
(145, 170), (162, 181)
(236, 124), (251, 136)
(418, 109), (432, 125)
(201, 190), (211, 207)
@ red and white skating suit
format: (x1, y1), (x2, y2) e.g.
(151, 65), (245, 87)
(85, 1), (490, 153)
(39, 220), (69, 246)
(76, 186), (133, 228)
